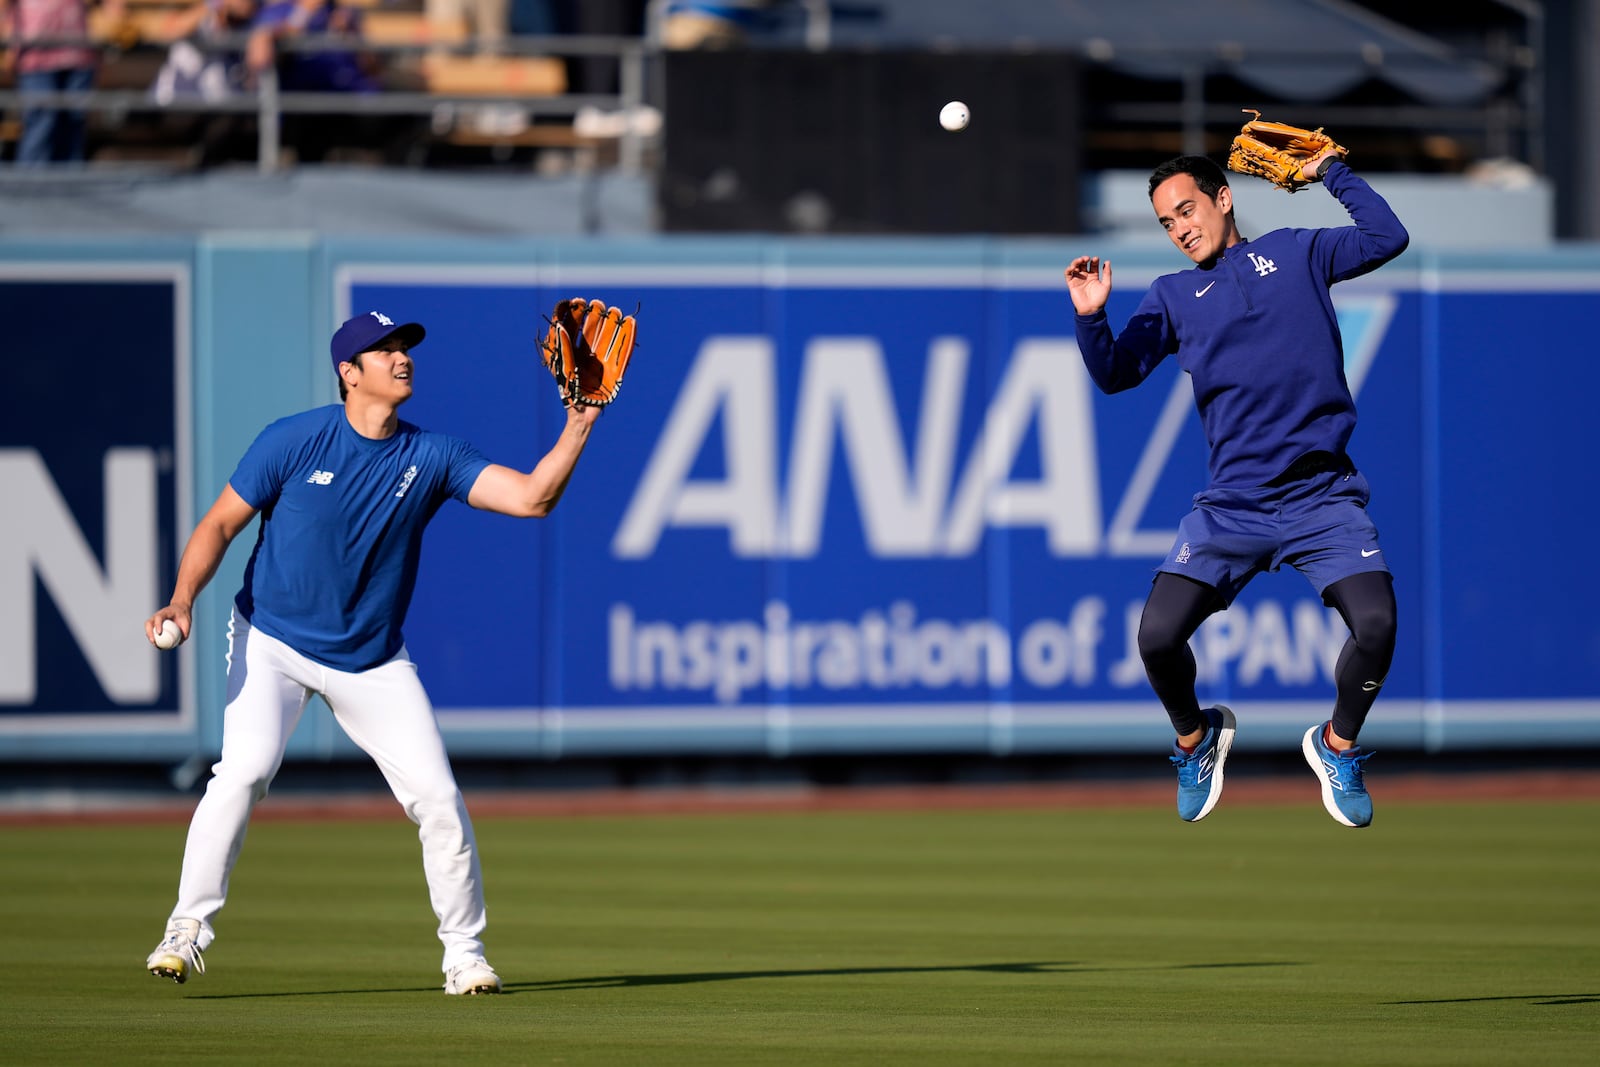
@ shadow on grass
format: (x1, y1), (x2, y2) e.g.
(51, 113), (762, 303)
(506, 959), (1300, 992)
(1386, 993), (1599, 1007)
(189, 986), (443, 998)
(187, 960), (1299, 999)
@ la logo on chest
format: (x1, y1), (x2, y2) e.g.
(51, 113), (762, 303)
(1247, 252), (1278, 277)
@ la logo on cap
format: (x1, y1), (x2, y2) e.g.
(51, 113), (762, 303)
(332, 311), (425, 370)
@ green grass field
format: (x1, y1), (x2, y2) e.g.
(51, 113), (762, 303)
(2, 796), (1596, 1065)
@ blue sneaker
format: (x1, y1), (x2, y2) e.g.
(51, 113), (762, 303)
(1169, 706), (1235, 822)
(1302, 722), (1374, 827)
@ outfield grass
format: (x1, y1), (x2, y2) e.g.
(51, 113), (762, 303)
(1, 797), (1596, 1065)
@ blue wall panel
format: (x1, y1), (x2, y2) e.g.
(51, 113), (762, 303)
(0, 250), (196, 760)
(3, 236), (1598, 762)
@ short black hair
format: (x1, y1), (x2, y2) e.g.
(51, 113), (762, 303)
(1148, 155), (1230, 200)
(337, 350), (363, 401)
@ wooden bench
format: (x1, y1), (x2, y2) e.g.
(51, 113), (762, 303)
(360, 11), (468, 46)
(74, 5), (187, 45)
(418, 53), (581, 155)
(421, 53), (566, 97)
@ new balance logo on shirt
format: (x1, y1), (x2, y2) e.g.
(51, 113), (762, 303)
(307, 470), (335, 485)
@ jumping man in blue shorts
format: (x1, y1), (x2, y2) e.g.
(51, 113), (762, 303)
(1064, 149), (1409, 827)
(142, 310), (605, 992)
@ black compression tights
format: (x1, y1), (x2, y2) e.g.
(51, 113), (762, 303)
(1136, 571), (1398, 742)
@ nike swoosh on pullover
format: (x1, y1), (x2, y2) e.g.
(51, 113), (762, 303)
(1074, 162), (1409, 489)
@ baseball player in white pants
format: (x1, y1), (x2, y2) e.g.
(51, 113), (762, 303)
(144, 310), (604, 994)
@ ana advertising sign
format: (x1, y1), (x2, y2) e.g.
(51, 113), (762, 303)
(0, 265), (193, 742)
(344, 261), (1449, 754)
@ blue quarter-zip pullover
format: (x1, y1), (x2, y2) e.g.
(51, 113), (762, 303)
(1074, 162), (1409, 489)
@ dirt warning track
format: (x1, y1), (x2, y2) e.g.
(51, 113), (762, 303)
(3, 770), (1599, 826)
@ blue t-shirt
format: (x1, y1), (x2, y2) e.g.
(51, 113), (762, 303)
(1075, 162), (1409, 489)
(229, 405), (491, 671)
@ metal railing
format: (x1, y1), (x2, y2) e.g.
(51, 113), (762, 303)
(0, 31), (655, 173)
(2, 21), (1542, 177)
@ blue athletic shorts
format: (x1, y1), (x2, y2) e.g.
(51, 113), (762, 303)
(1157, 466), (1389, 606)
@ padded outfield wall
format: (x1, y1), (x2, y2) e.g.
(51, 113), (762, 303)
(2, 235), (1597, 763)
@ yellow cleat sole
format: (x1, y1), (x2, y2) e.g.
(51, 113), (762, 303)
(148, 959), (188, 984)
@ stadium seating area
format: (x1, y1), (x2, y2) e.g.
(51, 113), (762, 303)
(0, 0), (1545, 184)
(1, 0), (612, 169)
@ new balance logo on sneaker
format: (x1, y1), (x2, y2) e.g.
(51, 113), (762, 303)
(1302, 722), (1375, 828)
(1317, 753), (1344, 788)
(1170, 705), (1236, 822)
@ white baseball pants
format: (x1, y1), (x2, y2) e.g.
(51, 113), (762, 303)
(167, 611), (488, 972)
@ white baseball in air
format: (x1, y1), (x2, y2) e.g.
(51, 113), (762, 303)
(153, 619), (184, 651)
(939, 101), (970, 132)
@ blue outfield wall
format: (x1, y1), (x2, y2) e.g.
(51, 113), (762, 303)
(2, 234), (1598, 763)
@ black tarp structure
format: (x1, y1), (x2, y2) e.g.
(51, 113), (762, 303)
(784, 0), (1505, 104)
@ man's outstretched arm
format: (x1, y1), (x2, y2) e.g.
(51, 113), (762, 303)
(468, 403), (605, 519)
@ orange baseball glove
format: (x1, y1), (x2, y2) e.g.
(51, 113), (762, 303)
(1226, 109), (1348, 193)
(540, 297), (637, 408)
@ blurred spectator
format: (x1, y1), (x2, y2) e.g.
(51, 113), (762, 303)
(245, 0), (398, 163)
(151, 0), (259, 105)
(1, 0), (126, 165)
(426, 0), (507, 54)
(246, 0), (377, 94)
(659, 0), (770, 49)
(148, 0), (259, 167)
(565, 0), (637, 97)
(508, 0), (558, 36)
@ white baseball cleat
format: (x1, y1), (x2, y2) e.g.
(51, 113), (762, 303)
(147, 919), (206, 984)
(444, 956), (502, 995)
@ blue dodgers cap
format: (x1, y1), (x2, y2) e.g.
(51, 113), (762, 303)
(330, 311), (426, 369)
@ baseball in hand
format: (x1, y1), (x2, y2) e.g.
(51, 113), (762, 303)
(153, 619), (184, 651)
(939, 101), (970, 132)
